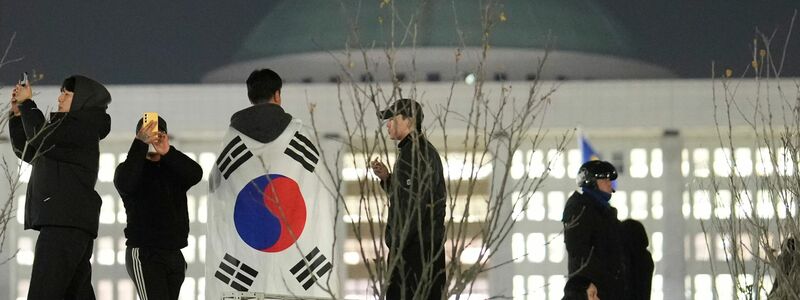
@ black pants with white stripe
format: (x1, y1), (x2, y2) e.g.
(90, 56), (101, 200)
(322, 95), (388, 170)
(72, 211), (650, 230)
(125, 247), (186, 300)
(28, 226), (95, 300)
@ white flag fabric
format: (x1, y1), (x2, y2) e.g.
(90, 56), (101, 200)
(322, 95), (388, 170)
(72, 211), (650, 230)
(206, 118), (340, 299)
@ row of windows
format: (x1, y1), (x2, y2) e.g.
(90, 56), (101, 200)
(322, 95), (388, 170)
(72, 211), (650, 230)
(512, 190), (663, 222)
(16, 235), (206, 266)
(16, 278), (205, 300)
(512, 275), (665, 300)
(16, 195), (209, 225)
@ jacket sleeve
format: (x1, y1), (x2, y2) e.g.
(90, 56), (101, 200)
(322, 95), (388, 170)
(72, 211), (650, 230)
(8, 115), (30, 161)
(113, 139), (150, 195)
(563, 197), (603, 285)
(17, 100), (104, 164)
(160, 146), (203, 190)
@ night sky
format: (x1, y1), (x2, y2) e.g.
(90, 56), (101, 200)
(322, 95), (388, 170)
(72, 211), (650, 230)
(0, 0), (797, 85)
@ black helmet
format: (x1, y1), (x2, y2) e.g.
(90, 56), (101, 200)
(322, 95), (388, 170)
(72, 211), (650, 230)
(577, 160), (617, 188)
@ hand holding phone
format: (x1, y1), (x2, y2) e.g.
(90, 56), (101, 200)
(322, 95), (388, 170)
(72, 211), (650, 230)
(12, 72), (32, 102)
(19, 72), (29, 86)
(143, 112), (159, 133)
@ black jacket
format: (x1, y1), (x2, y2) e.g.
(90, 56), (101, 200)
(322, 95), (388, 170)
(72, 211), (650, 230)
(382, 133), (446, 253)
(562, 189), (627, 300)
(621, 219), (654, 300)
(8, 76), (111, 237)
(114, 139), (202, 249)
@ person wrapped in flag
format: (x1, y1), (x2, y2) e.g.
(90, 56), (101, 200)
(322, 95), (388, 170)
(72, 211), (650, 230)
(370, 98), (447, 300)
(206, 69), (339, 299)
(114, 115), (203, 300)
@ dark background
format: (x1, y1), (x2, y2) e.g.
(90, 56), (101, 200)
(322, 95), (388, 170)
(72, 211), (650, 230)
(0, 1), (797, 84)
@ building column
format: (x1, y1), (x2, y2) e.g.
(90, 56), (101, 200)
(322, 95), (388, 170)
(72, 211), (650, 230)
(488, 132), (514, 298)
(660, 129), (686, 300)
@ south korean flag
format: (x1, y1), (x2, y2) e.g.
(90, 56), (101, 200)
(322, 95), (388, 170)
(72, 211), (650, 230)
(207, 118), (340, 299)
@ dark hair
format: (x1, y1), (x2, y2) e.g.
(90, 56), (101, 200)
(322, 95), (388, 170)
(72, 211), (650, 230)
(397, 113), (423, 132)
(246, 69), (282, 104)
(61, 77), (76, 92)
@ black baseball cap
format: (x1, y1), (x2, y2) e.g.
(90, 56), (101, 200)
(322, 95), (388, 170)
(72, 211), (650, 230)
(379, 98), (424, 122)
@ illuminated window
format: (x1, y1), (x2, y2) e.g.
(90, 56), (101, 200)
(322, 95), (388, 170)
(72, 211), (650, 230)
(187, 195), (197, 223)
(182, 235), (196, 263)
(512, 192), (526, 222)
(512, 233), (525, 263)
(511, 150), (525, 179)
(442, 152), (493, 180)
(198, 277), (206, 300)
(546, 149), (566, 179)
(630, 191), (648, 220)
(694, 274), (713, 299)
(97, 236), (115, 265)
(611, 191), (628, 220)
(117, 279), (136, 300)
(738, 234), (753, 261)
(652, 275), (663, 300)
(117, 198), (127, 224)
(527, 150), (545, 178)
(97, 280), (113, 300)
(16, 279), (29, 300)
(199, 152), (217, 181)
(199, 235), (206, 263)
(16, 237), (34, 265)
(180, 277), (196, 300)
(716, 274), (733, 300)
(693, 148), (710, 177)
(681, 149), (690, 177)
(98, 153), (116, 182)
(652, 232), (663, 262)
(527, 276), (546, 299)
(716, 234), (730, 261)
(343, 251), (360, 265)
(567, 149), (581, 179)
(777, 189), (796, 219)
(548, 275), (565, 300)
(527, 233), (546, 263)
(735, 190), (753, 219)
(18, 160), (32, 183)
(755, 147), (773, 176)
(548, 233), (564, 263)
(341, 153), (395, 181)
(714, 190), (732, 219)
(546, 192), (565, 221)
(118, 152), (128, 164)
(629, 148), (649, 178)
(736, 275), (755, 299)
(694, 233), (709, 261)
(693, 190), (711, 220)
(513, 275), (525, 300)
(713, 148), (732, 177)
(734, 148), (753, 177)
(117, 238), (126, 265)
(198, 195), (208, 223)
(757, 190), (774, 219)
(100, 194), (116, 224)
(526, 191), (545, 221)
(651, 191), (663, 220)
(650, 148), (663, 178)
(777, 147), (795, 176)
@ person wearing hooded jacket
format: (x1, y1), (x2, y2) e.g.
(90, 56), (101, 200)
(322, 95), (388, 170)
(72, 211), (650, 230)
(114, 116), (203, 300)
(620, 219), (654, 300)
(8, 75), (111, 300)
(562, 160), (627, 300)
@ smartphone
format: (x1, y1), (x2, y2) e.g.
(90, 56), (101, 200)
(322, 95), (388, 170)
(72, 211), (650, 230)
(18, 72), (29, 86)
(142, 112), (159, 133)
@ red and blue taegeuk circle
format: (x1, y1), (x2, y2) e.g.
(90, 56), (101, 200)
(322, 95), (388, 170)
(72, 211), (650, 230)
(234, 174), (307, 252)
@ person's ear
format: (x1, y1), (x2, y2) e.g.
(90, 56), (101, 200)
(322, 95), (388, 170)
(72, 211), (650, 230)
(272, 90), (282, 105)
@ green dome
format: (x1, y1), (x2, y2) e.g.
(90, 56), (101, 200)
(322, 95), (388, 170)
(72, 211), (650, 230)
(235, 0), (637, 62)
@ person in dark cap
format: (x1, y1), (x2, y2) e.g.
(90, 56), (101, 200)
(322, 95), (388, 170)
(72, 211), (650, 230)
(114, 115), (203, 300)
(370, 98), (447, 300)
(620, 219), (654, 300)
(8, 75), (111, 299)
(562, 160), (628, 300)
(769, 237), (800, 299)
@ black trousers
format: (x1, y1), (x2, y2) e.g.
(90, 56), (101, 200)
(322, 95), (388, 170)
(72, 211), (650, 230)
(386, 242), (446, 300)
(125, 247), (186, 300)
(28, 226), (95, 300)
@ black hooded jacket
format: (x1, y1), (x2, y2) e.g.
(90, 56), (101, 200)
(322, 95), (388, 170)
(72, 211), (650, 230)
(562, 189), (627, 300)
(230, 103), (292, 142)
(8, 75), (111, 237)
(620, 219), (654, 300)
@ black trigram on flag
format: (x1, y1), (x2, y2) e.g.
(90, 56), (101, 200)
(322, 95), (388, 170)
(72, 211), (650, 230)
(217, 136), (253, 179)
(214, 253), (259, 292)
(284, 132), (319, 172)
(290, 247), (333, 290)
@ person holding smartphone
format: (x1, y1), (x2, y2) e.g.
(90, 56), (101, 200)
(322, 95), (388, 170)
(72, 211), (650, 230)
(114, 115), (203, 300)
(7, 75), (111, 299)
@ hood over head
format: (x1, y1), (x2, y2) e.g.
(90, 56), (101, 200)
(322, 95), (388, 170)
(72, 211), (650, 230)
(230, 103), (291, 143)
(65, 75), (111, 112)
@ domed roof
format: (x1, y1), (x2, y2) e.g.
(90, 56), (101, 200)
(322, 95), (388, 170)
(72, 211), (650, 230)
(235, 0), (637, 61)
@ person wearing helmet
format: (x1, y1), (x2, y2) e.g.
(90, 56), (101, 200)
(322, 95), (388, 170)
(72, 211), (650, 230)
(562, 160), (627, 300)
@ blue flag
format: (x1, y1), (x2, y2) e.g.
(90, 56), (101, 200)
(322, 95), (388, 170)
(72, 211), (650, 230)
(579, 133), (618, 189)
